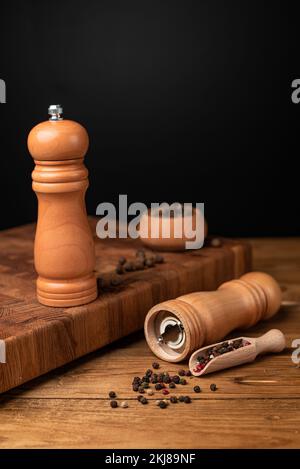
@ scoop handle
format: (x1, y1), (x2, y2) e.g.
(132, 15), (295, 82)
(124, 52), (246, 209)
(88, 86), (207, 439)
(254, 329), (286, 356)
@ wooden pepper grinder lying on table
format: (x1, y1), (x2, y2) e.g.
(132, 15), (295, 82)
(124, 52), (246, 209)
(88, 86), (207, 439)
(27, 105), (97, 307)
(144, 272), (282, 362)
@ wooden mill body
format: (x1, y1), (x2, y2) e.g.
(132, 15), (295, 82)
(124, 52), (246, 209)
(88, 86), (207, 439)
(144, 272), (282, 362)
(27, 110), (97, 307)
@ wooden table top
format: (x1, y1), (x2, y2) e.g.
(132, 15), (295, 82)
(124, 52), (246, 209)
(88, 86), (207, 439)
(0, 237), (299, 449)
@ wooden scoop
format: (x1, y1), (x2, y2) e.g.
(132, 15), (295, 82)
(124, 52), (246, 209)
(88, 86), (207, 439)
(189, 329), (286, 376)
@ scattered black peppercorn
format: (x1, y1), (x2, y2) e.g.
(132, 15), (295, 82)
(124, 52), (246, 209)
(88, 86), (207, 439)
(118, 256), (126, 265)
(109, 391), (116, 399)
(116, 265), (124, 275)
(145, 258), (154, 268)
(136, 249), (145, 258)
(159, 400), (167, 409)
(132, 376), (141, 384)
(154, 254), (164, 264)
(124, 262), (133, 272)
(135, 261), (144, 270)
(130, 365), (196, 408)
(186, 370), (192, 377)
(210, 383), (217, 391)
(110, 277), (122, 286)
(110, 400), (118, 408)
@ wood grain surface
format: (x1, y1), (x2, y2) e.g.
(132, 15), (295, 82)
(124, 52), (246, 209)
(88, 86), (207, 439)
(0, 235), (299, 448)
(0, 220), (251, 395)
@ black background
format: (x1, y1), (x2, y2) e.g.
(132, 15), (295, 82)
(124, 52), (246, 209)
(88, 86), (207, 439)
(0, 0), (297, 236)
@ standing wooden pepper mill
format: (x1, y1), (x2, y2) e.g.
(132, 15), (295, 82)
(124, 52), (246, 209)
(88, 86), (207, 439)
(144, 272), (282, 362)
(27, 105), (97, 307)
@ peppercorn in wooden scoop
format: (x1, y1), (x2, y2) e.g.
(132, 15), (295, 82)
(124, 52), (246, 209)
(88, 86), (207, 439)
(189, 329), (286, 377)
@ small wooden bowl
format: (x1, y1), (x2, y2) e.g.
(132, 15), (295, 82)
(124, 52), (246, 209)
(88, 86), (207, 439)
(139, 206), (207, 251)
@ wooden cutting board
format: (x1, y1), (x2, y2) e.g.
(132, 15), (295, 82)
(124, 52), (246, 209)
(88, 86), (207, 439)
(0, 219), (251, 394)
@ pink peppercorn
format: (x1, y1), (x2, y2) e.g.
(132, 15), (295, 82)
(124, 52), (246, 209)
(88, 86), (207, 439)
(193, 363), (205, 373)
(162, 389), (169, 395)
